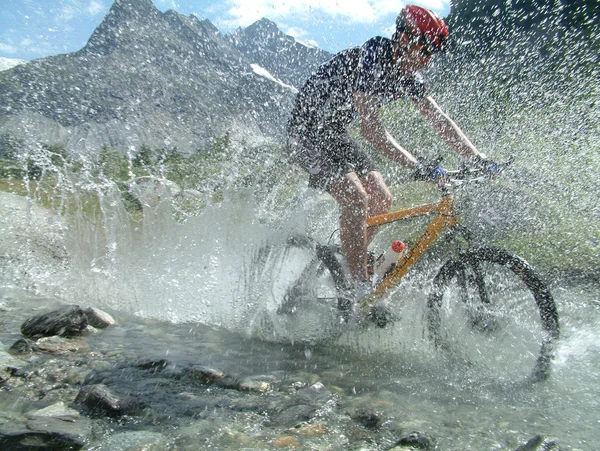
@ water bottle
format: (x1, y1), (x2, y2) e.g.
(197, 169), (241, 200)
(374, 240), (406, 279)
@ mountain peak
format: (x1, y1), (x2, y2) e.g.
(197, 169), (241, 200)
(112, 0), (157, 14)
(244, 18), (281, 35)
(83, 0), (161, 54)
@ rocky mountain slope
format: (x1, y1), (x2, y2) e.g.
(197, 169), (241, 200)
(0, 0), (329, 156)
(230, 18), (331, 89)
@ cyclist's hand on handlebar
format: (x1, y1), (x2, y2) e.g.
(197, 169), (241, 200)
(479, 158), (501, 174)
(413, 161), (447, 182)
(461, 156), (503, 178)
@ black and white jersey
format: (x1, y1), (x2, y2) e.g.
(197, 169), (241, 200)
(288, 36), (428, 134)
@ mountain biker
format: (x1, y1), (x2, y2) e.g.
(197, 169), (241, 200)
(287, 5), (491, 303)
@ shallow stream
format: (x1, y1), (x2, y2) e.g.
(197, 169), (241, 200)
(1, 189), (599, 450)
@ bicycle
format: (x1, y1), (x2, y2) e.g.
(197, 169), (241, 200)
(266, 160), (559, 381)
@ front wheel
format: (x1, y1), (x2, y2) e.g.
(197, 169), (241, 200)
(427, 247), (559, 382)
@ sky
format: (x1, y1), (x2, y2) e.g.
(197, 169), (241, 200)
(0, 0), (451, 61)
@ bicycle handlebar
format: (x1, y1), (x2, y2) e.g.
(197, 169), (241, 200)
(418, 156), (514, 191)
(436, 156), (514, 189)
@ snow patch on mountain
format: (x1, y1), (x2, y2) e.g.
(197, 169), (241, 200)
(0, 57), (25, 71)
(250, 64), (299, 93)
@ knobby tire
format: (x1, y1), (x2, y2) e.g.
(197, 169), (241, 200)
(427, 246), (559, 381)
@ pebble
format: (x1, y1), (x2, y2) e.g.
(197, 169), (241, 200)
(272, 435), (301, 448)
(290, 422), (328, 436)
(239, 379), (271, 393)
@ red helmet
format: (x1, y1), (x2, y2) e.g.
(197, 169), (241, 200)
(395, 5), (449, 53)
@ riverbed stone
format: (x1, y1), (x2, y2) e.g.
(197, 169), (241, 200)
(135, 358), (170, 372)
(35, 336), (89, 354)
(0, 414), (92, 451)
(89, 431), (171, 451)
(26, 402), (81, 420)
(74, 384), (123, 417)
(353, 409), (383, 429)
(214, 374), (242, 390)
(267, 404), (317, 427)
(390, 431), (435, 450)
(83, 307), (116, 329)
(8, 338), (38, 354)
(239, 378), (271, 393)
(272, 435), (301, 448)
(289, 422), (328, 436)
(188, 365), (225, 384)
(514, 435), (559, 451)
(21, 305), (89, 338)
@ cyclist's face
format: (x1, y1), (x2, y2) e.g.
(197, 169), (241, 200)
(394, 35), (433, 74)
(403, 43), (432, 72)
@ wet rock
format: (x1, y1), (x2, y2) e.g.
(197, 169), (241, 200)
(229, 396), (269, 413)
(188, 365), (226, 384)
(0, 342), (17, 366)
(239, 378), (271, 393)
(289, 422), (328, 436)
(21, 305), (88, 338)
(390, 431), (435, 450)
(0, 414), (92, 451)
(8, 338), (38, 354)
(272, 435), (300, 448)
(135, 358), (170, 372)
(40, 386), (81, 404)
(267, 404), (317, 427)
(74, 384), (124, 417)
(307, 381), (326, 393)
(354, 409), (383, 429)
(90, 431), (171, 451)
(25, 401), (80, 421)
(83, 307), (116, 329)
(81, 325), (100, 336)
(7, 366), (31, 378)
(214, 374), (242, 390)
(35, 336), (89, 354)
(514, 435), (559, 451)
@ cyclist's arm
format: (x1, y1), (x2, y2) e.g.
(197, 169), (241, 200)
(353, 91), (419, 168)
(412, 95), (487, 160)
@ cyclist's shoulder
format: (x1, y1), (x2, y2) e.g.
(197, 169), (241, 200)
(360, 36), (393, 51)
(359, 36), (394, 61)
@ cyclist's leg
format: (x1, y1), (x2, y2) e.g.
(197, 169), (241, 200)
(330, 173), (370, 282)
(289, 129), (380, 288)
(328, 136), (383, 285)
(360, 171), (393, 243)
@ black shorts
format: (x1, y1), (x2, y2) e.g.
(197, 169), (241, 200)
(287, 127), (378, 192)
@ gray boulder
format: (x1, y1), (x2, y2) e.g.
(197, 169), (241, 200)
(21, 305), (88, 338)
(0, 403), (92, 451)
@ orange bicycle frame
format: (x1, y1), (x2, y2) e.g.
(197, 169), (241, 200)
(360, 193), (459, 310)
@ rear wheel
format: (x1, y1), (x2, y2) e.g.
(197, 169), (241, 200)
(254, 235), (352, 342)
(427, 247), (559, 381)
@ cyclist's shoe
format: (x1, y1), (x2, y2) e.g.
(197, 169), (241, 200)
(468, 305), (501, 332)
(354, 279), (373, 303)
(366, 251), (376, 278)
(366, 304), (393, 328)
(337, 296), (354, 323)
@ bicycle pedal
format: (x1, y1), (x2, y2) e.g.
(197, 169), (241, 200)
(337, 296), (353, 323)
(367, 304), (393, 328)
(367, 251), (376, 277)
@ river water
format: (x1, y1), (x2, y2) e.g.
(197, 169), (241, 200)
(1, 188), (599, 450)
